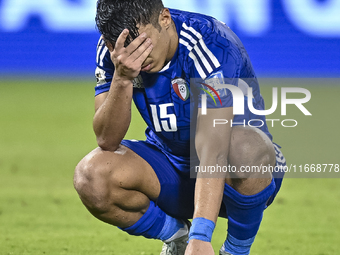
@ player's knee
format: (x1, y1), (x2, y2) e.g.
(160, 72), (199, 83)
(228, 126), (275, 179)
(74, 148), (116, 214)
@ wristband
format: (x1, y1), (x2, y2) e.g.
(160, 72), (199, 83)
(188, 217), (215, 242)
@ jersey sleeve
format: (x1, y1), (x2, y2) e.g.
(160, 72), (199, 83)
(183, 20), (243, 109)
(94, 37), (114, 96)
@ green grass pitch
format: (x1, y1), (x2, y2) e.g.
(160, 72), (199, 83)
(0, 79), (339, 254)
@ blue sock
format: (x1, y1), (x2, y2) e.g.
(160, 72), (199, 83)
(120, 201), (185, 241)
(222, 179), (276, 255)
(157, 212), (186, 242)
(222, 235), (255, 255)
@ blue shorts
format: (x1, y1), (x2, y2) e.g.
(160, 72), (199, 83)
(121, 140), (286, 220)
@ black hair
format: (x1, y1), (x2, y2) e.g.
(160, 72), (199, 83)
(96, 0), (164, 47)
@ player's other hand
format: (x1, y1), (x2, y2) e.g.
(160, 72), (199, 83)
(105, 29), (153, 82)
(185, 239), (215, 255)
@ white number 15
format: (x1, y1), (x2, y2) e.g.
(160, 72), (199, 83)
(150, 103), (178, 132)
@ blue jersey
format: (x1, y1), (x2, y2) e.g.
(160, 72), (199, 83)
(94, 9), (272, 172)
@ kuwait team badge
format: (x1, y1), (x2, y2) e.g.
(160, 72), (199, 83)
(171, 78), (189, 101)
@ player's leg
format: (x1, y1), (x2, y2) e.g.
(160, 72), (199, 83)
(73, 144), (189, 245)
(226, 125), (275, 193)
(220, 126), (285, 255)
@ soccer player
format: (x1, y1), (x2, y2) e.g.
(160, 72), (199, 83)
(73, 0), (286, 254)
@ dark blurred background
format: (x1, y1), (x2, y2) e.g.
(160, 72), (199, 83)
(0, 0), (339, 78)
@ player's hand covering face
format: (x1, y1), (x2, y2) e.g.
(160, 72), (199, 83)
(135, 21), (176, 73)
(105, 29), (154, 81)
(105, 9), (177, 79)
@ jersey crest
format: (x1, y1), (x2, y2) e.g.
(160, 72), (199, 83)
(172, 77), (189, 101)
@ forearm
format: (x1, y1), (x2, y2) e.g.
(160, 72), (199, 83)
(186, 156), (227, 253)
(190, 107), (232, 243)
(93, 29), (153, 151)
(93, 77), (133, 151)
(193, 157), (227, 223)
